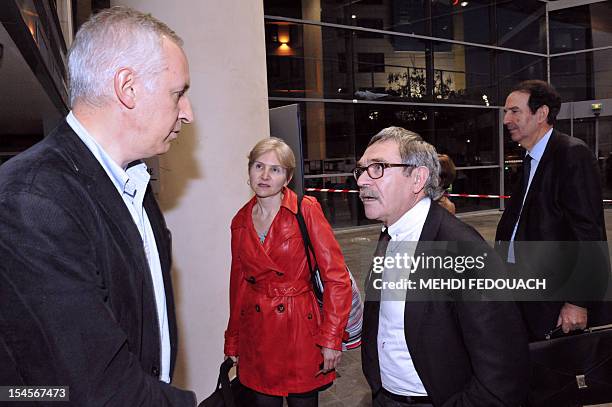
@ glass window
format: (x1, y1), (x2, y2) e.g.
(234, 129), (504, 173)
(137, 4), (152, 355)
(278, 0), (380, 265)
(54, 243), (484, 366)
(265, 0), (546, 52)
(452, 168), (501, 213)
(265, 20), (545, 106)
(494, 0), (546, 54)
(355, 18), (384, 38)
(357, 53), (385, 73)
(264, 0), (612, 227)
(497, 52), (546, 104)
(550, 2), (612, 53)
(551, 48), (612, 102)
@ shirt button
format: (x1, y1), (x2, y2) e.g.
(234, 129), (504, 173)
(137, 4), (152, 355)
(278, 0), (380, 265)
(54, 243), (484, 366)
(151, 366), (160, 376)
(307, 313), (313, 320)
(277, 304), (285, 313)
(255, 304), (261, 312)
(247, 276), (256, 284)
(275, 271), (284, 277)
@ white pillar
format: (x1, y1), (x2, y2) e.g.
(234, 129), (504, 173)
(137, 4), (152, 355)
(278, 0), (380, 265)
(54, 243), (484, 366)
(112, 0), (268, 399)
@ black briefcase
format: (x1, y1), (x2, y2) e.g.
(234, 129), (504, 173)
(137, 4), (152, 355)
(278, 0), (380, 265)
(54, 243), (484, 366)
(528, 324), (612, 406)
(199, 358), (244, 407)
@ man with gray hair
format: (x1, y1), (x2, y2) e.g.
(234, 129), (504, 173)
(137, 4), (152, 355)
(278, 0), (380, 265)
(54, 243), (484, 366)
(0, 6), (196, 405)
(357, 127), (529, 406)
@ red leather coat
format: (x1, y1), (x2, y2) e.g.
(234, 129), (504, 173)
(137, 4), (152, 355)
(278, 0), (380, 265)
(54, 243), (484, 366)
(224, 188), (351, 396)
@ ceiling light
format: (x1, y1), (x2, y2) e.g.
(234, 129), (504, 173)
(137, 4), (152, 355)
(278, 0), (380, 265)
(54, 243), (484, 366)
(461, 1), (468, 6)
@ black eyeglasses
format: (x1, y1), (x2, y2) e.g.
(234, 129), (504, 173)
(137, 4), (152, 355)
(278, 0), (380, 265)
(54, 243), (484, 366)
(353, 162), (415, 180)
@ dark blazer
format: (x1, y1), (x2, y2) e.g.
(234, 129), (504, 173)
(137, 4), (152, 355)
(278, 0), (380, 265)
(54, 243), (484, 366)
(0, 121), (196, 406)
(495, 130), (609, 340)
(362, 202), (529, 407)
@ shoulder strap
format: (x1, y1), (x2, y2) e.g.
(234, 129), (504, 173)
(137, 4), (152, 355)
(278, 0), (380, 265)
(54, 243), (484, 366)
(296, 197), (325, 303)
(295, 196), (318, 275)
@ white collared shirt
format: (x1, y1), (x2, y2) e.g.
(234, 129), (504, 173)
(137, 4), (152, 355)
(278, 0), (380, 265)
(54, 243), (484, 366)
(507, 128), (553, 263)
(378, 197), (431, 396)
(66, 112), (171, 383)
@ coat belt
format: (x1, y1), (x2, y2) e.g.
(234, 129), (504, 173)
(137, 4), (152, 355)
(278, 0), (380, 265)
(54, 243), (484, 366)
(248, 279), (313, 298)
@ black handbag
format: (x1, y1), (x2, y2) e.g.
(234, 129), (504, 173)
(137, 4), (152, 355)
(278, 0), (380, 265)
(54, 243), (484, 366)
(295, 196), (364, 351)
(528, 323), (612, 406)
(199, 358), (243, 407)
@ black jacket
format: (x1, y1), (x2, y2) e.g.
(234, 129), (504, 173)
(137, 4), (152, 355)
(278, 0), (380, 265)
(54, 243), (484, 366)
(362, 202), (529, 407)
(495, 130), (609, 340)
(0, 121), (196, 405)
(496, 130), (605, 243)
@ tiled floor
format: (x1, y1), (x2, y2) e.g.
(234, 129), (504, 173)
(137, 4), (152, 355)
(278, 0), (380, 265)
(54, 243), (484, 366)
(308, 209), (612, 407)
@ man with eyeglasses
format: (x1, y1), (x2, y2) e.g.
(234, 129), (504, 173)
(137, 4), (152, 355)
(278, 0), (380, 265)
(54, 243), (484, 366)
(357, 127), (529, 407)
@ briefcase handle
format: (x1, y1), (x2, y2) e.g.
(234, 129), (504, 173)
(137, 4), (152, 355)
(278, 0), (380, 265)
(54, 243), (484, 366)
(585, 323), (612, 333)
(545, 323), (612, 340)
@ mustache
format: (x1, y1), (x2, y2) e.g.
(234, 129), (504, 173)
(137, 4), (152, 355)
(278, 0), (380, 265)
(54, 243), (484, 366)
(359, 189), (379, 200)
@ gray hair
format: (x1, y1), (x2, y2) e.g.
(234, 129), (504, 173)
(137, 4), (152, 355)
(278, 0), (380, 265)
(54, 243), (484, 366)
(368, 126), (423, 148)
(68, 6), (183, 107)
(368, 127), (442, 200)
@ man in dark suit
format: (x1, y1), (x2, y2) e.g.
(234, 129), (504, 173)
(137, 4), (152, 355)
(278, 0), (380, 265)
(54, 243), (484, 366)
(357, 127), (529, 406)
(495, 80), (608, 341)
(0, 7), (196, 405)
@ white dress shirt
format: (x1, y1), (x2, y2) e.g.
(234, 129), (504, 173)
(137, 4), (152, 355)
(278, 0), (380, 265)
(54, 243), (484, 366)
(378, 197), (431, 396)
(66, 112), (171, 383)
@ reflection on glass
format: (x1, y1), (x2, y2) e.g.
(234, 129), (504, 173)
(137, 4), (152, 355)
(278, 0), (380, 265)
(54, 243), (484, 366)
(551, 49), (612, 102)
(497, 52), (546, 103)
(265, 0), (546, 52)
(266, 20), (548, 106)
(494, 1), (545, 54)
(550, 2), (612, 53)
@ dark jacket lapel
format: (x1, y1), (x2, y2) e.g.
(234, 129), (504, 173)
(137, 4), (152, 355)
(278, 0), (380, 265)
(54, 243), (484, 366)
(143, 188), (178, 376)
(515, 130), (561, 240)
(54, 121), (166, 369)
(404, 201), (441, 364)
(54, 121), (148, 265)
(519, 130), (559, 217)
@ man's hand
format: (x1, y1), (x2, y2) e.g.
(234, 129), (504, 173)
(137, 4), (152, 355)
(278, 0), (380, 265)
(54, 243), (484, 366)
(317, 347), (341, 376)
(557, 303), (587, 333)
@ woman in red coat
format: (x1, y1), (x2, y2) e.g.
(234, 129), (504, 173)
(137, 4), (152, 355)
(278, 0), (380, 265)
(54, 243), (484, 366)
(224, 137), (352, 407)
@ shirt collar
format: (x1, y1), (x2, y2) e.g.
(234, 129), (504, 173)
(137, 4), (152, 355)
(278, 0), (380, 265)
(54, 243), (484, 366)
(527, 127), (553, 162)
(66, 111), (149, 198)
(386, 197), (431, 239)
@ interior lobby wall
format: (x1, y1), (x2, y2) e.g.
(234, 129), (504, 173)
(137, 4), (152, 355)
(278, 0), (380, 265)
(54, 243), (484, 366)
(113, 0), (269, 400)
